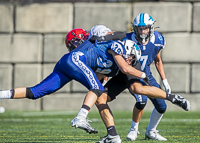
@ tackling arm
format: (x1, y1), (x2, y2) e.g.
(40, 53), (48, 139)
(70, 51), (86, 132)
(89, 31), (126, 43)
(108, 49), (145, 78)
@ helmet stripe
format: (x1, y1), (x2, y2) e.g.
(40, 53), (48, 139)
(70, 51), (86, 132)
(140, 13), (144, 23)
(139, 13), (145, 26)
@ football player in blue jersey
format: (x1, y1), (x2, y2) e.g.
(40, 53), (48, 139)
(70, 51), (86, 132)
(124, 13), (171, 141)
(90, 25), (190, 143)
(0, 28), (149, 138)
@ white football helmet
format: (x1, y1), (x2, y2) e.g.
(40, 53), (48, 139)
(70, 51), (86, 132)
(122, 39), (141, 66)
(133, 13), (154, 43)
(89, 25), (112, 38)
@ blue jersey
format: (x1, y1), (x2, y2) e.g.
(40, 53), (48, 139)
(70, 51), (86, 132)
(30, 40), (127, 99)
(73, 40), (126, 77)
(126, 31), (165, 76)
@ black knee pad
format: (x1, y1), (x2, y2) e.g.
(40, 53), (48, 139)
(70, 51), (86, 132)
(10, 89), (15, 99)
(90, 89), (103, 97)
(135, 102), (147, 110)
(156, 106), (167, 114)
(26, 88), (35, 99)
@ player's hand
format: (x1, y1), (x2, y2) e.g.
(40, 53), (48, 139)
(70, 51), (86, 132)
(162, 79), (171, 94)
(141, 72), (151, 86)
(143, 76), (151, 86)
(102, 76), (108, 86)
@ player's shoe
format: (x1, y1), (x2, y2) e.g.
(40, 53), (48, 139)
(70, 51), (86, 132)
(71, 116), (98, 134)
(126, 128), (140, 141)
(96, 134), (121, 143)
(171, 94), (190, 111)
(145, 129), (167, 141)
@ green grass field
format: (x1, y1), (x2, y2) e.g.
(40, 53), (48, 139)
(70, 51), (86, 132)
(0, 110), (199, 142)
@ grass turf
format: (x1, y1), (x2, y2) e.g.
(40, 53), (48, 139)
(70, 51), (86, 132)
(0, 110), (199, 142)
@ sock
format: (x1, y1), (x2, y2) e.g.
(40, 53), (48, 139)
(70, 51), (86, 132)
(77, 105), (90, 119)
(81, 104), (90, 111)
(0, 90), (14, 99)
(130, 120), (139, 131)
(107, 126), (117, 136)
(147, 108), (163, 131)
(165, 93), (175, 102)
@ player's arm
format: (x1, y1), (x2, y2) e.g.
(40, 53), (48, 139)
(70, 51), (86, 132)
(154, 50), (166, 80)
(155, 50), (171, 93)
(89, 31), (126, 43)
(108, 49), (146, 79)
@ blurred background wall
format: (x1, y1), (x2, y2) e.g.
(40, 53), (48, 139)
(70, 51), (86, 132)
(0, 0), (200, 111)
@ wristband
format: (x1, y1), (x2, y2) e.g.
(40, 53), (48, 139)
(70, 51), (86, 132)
(140, 72), (146, 79)
(162, 79), (168, 83)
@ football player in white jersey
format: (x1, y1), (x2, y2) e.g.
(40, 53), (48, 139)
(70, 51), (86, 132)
(125, 13), (171, 141)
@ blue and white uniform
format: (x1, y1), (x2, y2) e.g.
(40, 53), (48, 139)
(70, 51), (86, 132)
(126, 31), (167, 113)
(30, 40), (127, 99)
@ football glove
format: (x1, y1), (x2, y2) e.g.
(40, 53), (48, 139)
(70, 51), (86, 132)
(143, 76), (151, 86)
(162, 79), (171, 94)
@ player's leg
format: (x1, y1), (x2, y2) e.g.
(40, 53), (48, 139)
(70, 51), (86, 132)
(128, 81), (162, 141)
(96, 93), (114, 127)
(129, 81), (190, 111)
(95, 73), (126, 143)
(145, 101), (167, 140)
(0, 70), (71, 100)
(120, 62), (146, 141)
(0, 87), (25, 99)
(145, 108), (166, 141)
(127, 107), (144, 141)
(95, 92), (121, 143)
(71, 90), (99, 134)
(0, 53), (75, 100)
(132, 104), (145, 123)
(67, 52), (104, 134)
(145, 77), (167, 140)
(127, 96), (147, 141)
(145, 100), (167, 140)
(126, 80), (147, 141)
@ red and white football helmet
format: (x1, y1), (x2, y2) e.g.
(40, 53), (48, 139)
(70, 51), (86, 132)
(65, 28), (89, 52)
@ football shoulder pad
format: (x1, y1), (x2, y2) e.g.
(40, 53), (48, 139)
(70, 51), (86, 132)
(151, 31), (165, 48)
(110, 41), (126, 56)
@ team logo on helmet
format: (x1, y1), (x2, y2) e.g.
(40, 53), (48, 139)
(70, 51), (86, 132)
(122, 40), (141, 66)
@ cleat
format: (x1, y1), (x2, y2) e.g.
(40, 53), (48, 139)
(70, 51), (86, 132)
(96, 134), (121, 143)
(145, 129), (167, 141)
(171, 94), (191, 111)
(71, 116), (98, 134)
(126, 128), (140, 141)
